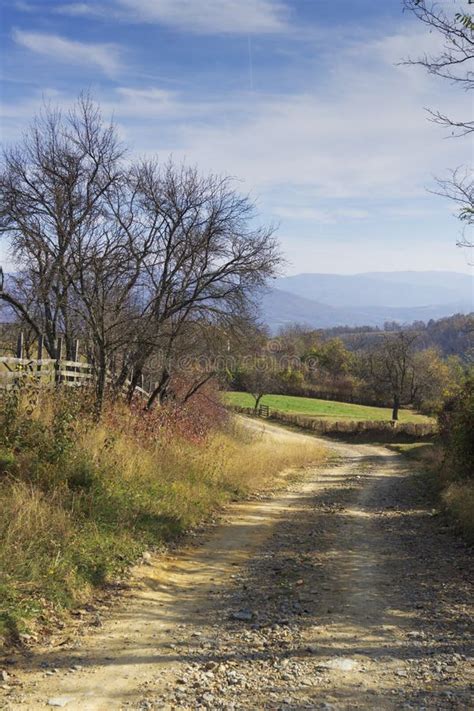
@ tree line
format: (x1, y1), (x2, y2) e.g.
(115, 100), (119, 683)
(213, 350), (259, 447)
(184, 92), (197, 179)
(307, 313), (474, 360)
(231, 322), (469, 420)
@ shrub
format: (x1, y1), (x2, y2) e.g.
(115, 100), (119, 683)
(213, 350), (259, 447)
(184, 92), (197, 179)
(439, 376), (474, 481)
(433, 376), (474, 540)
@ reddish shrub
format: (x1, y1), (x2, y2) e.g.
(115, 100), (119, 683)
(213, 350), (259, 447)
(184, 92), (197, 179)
(104, 379), (227, 445)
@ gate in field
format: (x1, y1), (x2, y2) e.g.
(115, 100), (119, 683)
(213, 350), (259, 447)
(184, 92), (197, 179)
(0, 332), (150, 398)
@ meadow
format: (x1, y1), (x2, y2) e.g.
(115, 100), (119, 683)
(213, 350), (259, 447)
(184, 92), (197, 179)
(225, 392), (433, 423)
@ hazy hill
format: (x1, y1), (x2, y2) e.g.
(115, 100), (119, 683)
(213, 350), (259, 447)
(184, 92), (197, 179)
(274, 271), (472, 309)
(261, 271), (472, 331)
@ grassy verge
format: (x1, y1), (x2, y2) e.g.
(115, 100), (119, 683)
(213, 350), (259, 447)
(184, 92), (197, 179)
(0, 389), (325, 646)
(441, 483), (474, 541)
(387, 442), (439, 464)
(225, 392), (432, 424)
(388, 442), (474, 542)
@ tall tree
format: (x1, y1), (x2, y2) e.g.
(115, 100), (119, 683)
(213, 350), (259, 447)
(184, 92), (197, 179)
(238, 356), (279, 412)
(114, 160), (280, 399)
(0, 94), (124, 357)
(365, 331), (419, 420)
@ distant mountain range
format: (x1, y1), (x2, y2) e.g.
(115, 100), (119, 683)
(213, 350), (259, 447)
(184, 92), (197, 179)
(260, 271), (473, 331)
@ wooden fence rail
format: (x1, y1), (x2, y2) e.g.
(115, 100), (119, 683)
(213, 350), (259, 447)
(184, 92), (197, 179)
(0, 356), (150, 399)
(0, 333), (151, 399)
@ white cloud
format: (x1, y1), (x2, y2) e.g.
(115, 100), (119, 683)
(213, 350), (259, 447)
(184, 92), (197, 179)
(120, 0), (287, 33)
(54, 3), (97, 16)
(14, 1), (36, 11)
(114, 87), (179, 115)
(55, 0), (288, 34)
(4, 12), (472, 275)
(272, 206), (370, 224)
(12, 29), (121, 76)
(16, 0), (104, 15)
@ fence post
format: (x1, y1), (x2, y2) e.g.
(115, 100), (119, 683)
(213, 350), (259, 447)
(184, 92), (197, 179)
(72, 339), (80, 384)
(36, 334), (44, 380)
(55, 337), (63, 386)
(16, 331), (24, 359)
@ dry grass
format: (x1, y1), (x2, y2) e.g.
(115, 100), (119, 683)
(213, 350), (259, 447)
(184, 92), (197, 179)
(387, 442), (441, 466)
(442, 482), (474, 542)
(0, 391), (325, 644)
(208, 423), (325, 494)
(388, 441), (474, 542)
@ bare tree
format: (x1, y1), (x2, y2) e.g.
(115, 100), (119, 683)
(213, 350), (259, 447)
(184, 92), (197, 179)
(68, 211), (151, 412)
(238, 356), (279, 412)
(366, 331), (419, 420)
(0, 94), (124, 357)
(403, 0), (474, 248)
(143, 316), (236, 410)
(114, 160), (280, 400)
(403, 1), (474, 102)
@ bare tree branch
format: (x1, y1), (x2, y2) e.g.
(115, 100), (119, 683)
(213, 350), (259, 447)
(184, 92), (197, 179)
(402, 1), (474, 252)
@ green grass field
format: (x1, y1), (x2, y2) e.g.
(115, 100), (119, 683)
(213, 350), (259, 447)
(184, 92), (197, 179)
(224, 392), (433, 424)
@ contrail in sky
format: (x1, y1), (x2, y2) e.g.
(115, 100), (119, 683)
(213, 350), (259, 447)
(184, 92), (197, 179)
(248, 36), (254, 90)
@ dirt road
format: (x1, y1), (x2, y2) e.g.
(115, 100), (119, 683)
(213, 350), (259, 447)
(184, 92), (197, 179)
(1, 420), (473, 710)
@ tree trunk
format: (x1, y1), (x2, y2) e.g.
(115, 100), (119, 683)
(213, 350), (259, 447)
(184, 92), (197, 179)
(392, 393), (400, 421)
(181, 373), (215, 405)
(254, 393), (263, 412)
(145, 368), (170, 411)
(114, 359), (131, 391)
(127, 367), (142, 405)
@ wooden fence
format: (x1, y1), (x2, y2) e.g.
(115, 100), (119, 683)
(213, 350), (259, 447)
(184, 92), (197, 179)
(0, 333), (150, 399)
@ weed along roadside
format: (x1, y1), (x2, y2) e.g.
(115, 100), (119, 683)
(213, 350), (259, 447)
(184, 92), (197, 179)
(0, 386), (326, 649)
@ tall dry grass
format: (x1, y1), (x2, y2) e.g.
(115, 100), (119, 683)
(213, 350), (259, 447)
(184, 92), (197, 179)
(441, 482), (474, 542)
(401, 441), (474, 543)
(0, 388), (325, 644)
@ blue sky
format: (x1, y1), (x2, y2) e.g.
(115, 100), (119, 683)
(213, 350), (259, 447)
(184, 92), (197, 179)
(0, 0), (472, 275)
